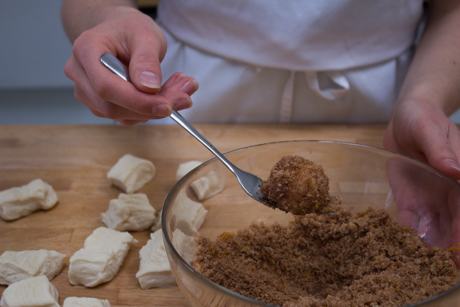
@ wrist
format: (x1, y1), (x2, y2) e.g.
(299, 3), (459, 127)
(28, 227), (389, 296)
(396, 81), (458, 118)
(62, 0), (140, 42)
(93, 5), (140, 25)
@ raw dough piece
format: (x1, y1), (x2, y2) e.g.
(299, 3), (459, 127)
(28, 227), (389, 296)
(68, 227), (136, 287)
(0, 249), (66, 285)
(190, 169), (225, 201)
(0, 275), (59, 307)
(174, 190), (208, 234)
(107, 154), (155, 194)
(101, 193), (156, 231)
(176, 161), (202, 181)
(63, 297), (111, 307)
(0, 179), (58, 221)
(150, 209), (162, 232)
(136, 229), (176, 289)
(171, 228), (195, 264)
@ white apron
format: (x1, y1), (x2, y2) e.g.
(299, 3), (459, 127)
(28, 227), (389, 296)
(152, 0), (423, 124)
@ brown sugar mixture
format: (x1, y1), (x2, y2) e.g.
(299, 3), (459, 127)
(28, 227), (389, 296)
(193, 206), (458, 307)
(260, 155), (330, 215)
(193, 156), (459, 307)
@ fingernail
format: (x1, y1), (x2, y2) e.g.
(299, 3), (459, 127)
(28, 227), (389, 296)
(152, 104), (172, 116)
(182, 79), (199, 95)
(139, 71), (161, 89)
(445, 159), (460, 172)
(174, 98), (193, 110)
(172, 73), (187, 84)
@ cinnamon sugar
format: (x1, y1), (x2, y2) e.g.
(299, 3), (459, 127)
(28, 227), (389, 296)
(193, 156), (458, 307)
(193, 206), (457, 306)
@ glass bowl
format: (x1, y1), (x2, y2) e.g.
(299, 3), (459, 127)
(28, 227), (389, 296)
(162, 140), (460, 307)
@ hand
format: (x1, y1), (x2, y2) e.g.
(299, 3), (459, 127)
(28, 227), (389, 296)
(384, 98), (460, 266)
(382, 0), (460, 267)
(384, 98), (460, 180)
(386, 157), (460, 267)
(63, 7), (198, 125)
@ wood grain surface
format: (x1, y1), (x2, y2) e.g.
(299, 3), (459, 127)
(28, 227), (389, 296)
(0, 124), (386, 306)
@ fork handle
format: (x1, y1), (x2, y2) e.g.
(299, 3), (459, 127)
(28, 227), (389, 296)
(168, 110), (238, 172)
(100, 53), (238, 174)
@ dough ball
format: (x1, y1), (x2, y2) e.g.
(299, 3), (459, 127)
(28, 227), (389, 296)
(259, 155), (330, 215)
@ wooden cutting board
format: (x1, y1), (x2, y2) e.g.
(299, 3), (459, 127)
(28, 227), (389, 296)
(0, 124), (386, 306)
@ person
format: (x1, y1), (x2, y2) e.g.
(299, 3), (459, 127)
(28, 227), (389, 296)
(61, 0), (460, 182)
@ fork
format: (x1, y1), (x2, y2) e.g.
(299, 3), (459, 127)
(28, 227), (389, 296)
(100, 53), (274, 208)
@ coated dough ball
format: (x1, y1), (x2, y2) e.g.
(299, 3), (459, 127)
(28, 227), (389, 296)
(259, 155), (330, 215)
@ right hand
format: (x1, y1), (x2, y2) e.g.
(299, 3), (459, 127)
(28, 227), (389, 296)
(64, 7), (198, 125)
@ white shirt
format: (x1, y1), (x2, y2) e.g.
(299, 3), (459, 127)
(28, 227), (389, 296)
(158, 0), (423, 70)
(154, 1), (424, 124)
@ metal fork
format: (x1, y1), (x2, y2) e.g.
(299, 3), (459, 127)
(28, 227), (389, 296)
(100, 53), (273, 208)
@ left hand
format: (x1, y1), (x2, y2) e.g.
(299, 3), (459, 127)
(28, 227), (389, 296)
(383, 0), (460, 267)
(384, 97), (460, 181)
(384, 97), (460, 267)
(386, 156), (460, 267)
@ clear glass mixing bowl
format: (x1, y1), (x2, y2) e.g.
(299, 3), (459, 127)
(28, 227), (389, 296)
(162, 140), (460, 307)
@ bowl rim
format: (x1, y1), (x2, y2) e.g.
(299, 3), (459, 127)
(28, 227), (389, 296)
(162, 140), (460, 307)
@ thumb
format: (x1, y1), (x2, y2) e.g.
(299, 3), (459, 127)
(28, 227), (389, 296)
(419, 124), (460, 180)
(429, 147), (460, 181)
(128, 27), (167, 94)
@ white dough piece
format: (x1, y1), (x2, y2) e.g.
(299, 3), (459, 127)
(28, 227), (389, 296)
(68, 227), (136, 287)
(107, 154), (155, 194)
(0, 179), (58, 221)
(174, 190), (207, 234)
(0, 275), (59, 307)
(190, 169), (225, 201)
(171, 229), (196, 264)
(0, 249), (65, 285)
(136, 229), (176, 289)
(150, 209), (162, 232)
(63, 297), (111, 307)
(101, 193), (156, 231)
(175, 161), (202, 181)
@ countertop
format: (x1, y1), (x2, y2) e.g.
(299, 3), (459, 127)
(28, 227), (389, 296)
(0, 124), (387, 305)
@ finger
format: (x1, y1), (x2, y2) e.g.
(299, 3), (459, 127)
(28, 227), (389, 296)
(72, 35), (172, 117)
(162, 72), (200, 96)
(387, 157), (453, 251)
(158, 73), (199, 111)
(66, 56), (115, 119)
(117, 119), (149, 126)
(126, 17), (166, 93)
(76, 86), (157, 121)
(441, 124), (460, 179)
(416, 121), (460, 180)
(70, 58), (160, 121)
(73, 86), (105, 118)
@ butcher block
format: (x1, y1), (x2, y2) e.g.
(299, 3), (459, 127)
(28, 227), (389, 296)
(0, 124), (386, 306)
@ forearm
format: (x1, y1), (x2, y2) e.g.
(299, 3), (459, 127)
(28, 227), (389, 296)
(61, 0), (138, 42)
(397, 0), (460, 116)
